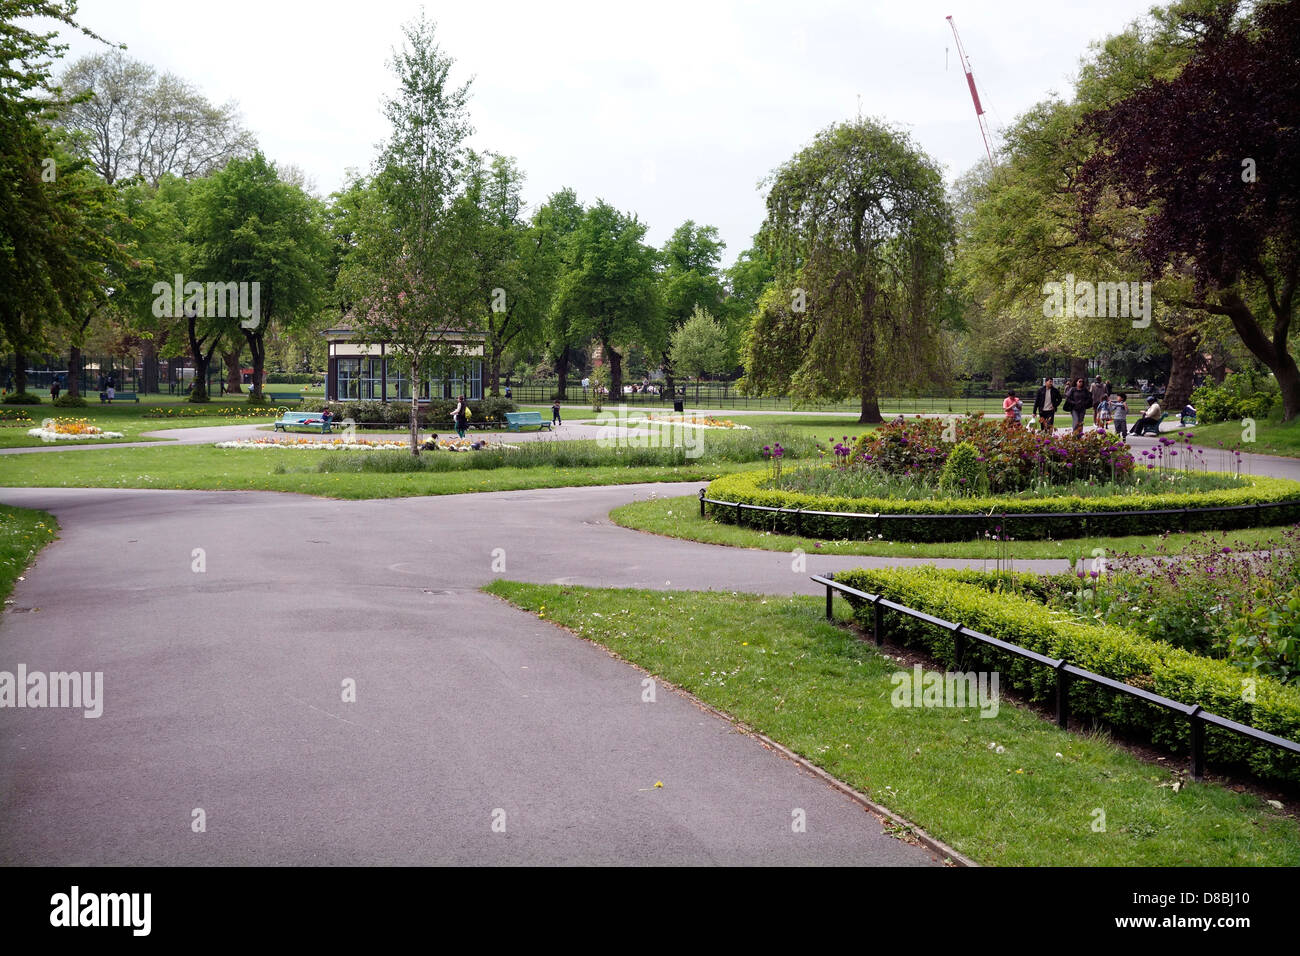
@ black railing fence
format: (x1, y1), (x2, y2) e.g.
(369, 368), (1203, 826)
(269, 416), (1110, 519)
(812, 574), (1300, 780)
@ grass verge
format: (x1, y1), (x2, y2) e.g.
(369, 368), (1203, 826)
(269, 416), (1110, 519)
(0, 505), (57, 605)
(483, 580), (1300, 865)
(1188, 415), (1300, 458)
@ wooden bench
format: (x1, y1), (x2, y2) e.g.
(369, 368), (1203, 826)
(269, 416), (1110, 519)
(98, 391), (139, 403)
(505, 411), (550, 432)
(274, 411), (336, 433)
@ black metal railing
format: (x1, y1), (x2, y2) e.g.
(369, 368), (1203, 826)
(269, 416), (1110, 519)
(699, 490), (1300, 538)
(811, 573), (1300, 780)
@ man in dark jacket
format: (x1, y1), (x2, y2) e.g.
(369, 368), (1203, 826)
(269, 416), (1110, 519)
(1032, 378), (1063, 433)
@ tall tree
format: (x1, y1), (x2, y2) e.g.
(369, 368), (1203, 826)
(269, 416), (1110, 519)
(336, 13), (480, 453)
(188, 152), (328, 401)
(533, 188), (585, 398)
(553, 200), (663, 399)
(56, 50), (256, 186)
(660, 221), (727, 394)
(1079, 0), (1300, 419)
(755, 117), (955, 422)
(670, 305), (729, 399)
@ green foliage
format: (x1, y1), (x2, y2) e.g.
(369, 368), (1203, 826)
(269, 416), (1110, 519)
(51, 394), (88, 408)
(264, 373), (322, 384)
(325, 397), (516, 427)
(3, 392), (42, 405)
(1229, 586), (1300, 686)
(705, 468), (1300, 542)
(1191, 371), (1280, 424)
(833, 566), (1300, 783)
(669, 305), (729, 384)
(938, 441), (988, 495)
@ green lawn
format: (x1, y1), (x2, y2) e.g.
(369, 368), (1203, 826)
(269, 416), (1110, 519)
(609, 492), (1300, 561)
(1188, 414), (1300, 458)
(0, 505), (57, 605)
(484, 581), (1300, 866)
(0, 443), (751, 497)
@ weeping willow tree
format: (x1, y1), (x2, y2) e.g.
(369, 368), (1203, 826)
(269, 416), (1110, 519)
(746, 117), (955, 422)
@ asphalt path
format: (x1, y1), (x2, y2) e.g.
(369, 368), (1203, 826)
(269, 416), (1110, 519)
(0, 482), (965, 866)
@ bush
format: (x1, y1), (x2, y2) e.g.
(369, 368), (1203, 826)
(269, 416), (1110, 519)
(3, 391), (42, 405)
(1191, 371), (1280, 424)
(324, 398), (518, 428)
(51, 394), (88, 408)
(704, 468), (1300, 541)
(938, 441), (987, 495)
(265, 372), (322, 385)
(833, 566), (1300, 783)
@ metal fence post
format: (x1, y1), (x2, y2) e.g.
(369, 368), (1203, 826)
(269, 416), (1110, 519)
(952, 624), (965, 666)
(735, 501), (742, 527)
(1190, 706), (1205, 779)
(825, 583), (833, 620)
(698, 488), (705, 518)
(873, 595), (885, 646)
(1054, 660), (1070, 728)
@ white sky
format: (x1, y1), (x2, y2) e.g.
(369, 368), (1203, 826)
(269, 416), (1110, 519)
(51, 0), (1159, 267)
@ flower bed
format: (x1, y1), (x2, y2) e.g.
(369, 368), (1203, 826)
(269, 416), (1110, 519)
(644, 414), (750, 430)
(833, 566), (1300, 783)
(704, 468), (1300, 541)
(27, 418), (124, 440)
(214, 436), (518, 452)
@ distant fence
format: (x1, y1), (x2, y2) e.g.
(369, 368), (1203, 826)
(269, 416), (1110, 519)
(500, 382), (1012, 412)
(813, 573), (1300, 780)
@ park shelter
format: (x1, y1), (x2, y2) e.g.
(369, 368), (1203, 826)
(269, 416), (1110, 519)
(323, 327), (485, 402)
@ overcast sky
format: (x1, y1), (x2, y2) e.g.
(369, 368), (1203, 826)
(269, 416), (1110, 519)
(51, 0), (1159, 266)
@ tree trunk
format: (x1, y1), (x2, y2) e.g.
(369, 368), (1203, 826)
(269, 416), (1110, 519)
(859, 391), (882, 424)
(857, 288), (882, 424)
(1277, 360), (1300, 424)
(409, 357), (420, 456)
(606, 342), (623, 400)
(662, 351), (675, 401)
(1068, 356), (1088, 386)
(489, 343), (502, 397)
(1216, 290), (1300, 422)
(13, 349), (27, 394)
(67, 346), (83, 398)
(224, 349), (243, 394)
(243, 329), (266, 400)
(989, 354), (1006, 391)
(141, 340), (159, 394)
(1162, 330), (1200, 417)
(555, 349), (569, 400)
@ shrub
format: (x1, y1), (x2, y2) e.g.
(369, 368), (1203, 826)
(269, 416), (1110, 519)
(938, 441), (987, 495)
(265, 372), (322, 385)
(3, 391), (42, 405)
(324, 398), (518, 428)
(833, 566), (1300, 783)
(1191, 371), (1280, 424)
(51, 394), (88, 408)
(704, 469), (1300, 541)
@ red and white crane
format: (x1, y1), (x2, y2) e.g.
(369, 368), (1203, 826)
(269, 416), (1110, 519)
(946, 15), (996, 170)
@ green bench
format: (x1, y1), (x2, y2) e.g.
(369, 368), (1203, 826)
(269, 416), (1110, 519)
(265, 391), (303, 403)
(98, 391), (139, 403)
(505, 411), (550, 432)
(274, 411), (336, 433)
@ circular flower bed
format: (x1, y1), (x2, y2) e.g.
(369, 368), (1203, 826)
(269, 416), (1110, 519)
(704, 468), (1300, 542)
(645, 414), (750, 430)
(27, 418), (124, 441)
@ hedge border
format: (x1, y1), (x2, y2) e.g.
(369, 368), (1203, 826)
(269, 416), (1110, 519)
(833, 566), (1300, 783)
(704, 469), (1300, 541)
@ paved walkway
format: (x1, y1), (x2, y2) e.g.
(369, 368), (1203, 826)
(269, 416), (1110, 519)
(0, 482), (968, 866)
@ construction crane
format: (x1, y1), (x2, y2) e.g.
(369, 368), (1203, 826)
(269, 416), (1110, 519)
(946, 15), (996, 170)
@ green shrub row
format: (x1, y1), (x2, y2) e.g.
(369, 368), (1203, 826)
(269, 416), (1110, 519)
(704, 469), (1300, 541)
(1, 392), (42, 405)
(265, 372), (323, 384)
(832, 566), (1300, 783)
(324, 397), (518, 428)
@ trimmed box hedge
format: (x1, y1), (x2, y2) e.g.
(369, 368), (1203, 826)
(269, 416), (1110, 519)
(324, 397), (517, 429)
(704, 468), (1300, 541)
(833, 566), (1300, 783)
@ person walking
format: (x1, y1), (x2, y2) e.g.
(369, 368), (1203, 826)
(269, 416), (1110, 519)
(453, 395), (469, 439)
(1032, 377), (1062, 433)
(551, 399), (562, 428)
(1090, 377), (1107, 427)
(1003, 389), (1022, 425)
(1065, 377), (1091, 437)
(50, 378), (60, 401)
(1111, 392), (1130, 441)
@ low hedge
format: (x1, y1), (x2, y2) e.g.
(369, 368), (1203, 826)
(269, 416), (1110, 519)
(833, 566), (1300, 783)
(2, 392), (42, 405)
(704, 469), (1300, 541)
(324, 397), (518, 428)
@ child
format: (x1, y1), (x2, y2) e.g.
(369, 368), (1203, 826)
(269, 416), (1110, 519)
(1111, 392), (1129, 441)
(1003, 389), (1022, 425)
(551, 400), (562, 427)
(1096, 394), (1111, 431)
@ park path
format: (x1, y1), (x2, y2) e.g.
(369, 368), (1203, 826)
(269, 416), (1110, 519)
(0, 482), (979, 866)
